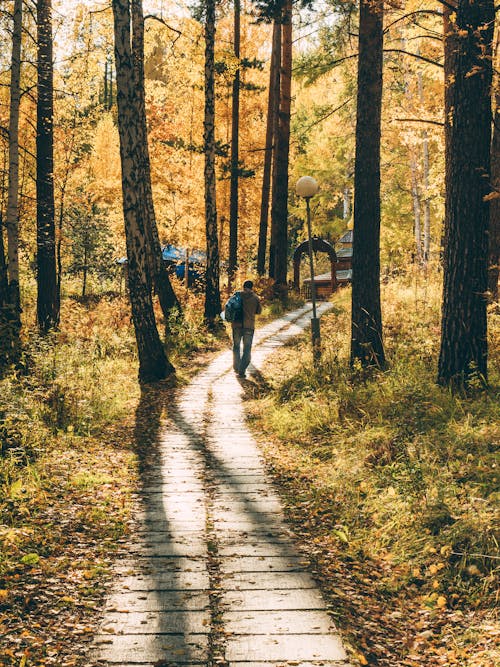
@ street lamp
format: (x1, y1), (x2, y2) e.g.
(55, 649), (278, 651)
(296, 175), (321, 361)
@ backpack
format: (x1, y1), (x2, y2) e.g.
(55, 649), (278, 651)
(224, 291), (243, 323)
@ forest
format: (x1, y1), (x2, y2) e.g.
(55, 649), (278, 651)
(0, 0), (499, 665)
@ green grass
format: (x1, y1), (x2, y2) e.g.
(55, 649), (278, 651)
(247, 274), (499, 666)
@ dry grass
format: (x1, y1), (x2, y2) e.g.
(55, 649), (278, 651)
(246, 271), (499, 667)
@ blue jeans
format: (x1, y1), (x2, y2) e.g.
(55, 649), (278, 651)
(232, 327), (254, 375)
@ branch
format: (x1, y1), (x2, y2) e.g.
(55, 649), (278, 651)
(301, 97), (354, 134)
(384, 49), (444, 68)
(394, 117), (444, 127)
(89, 4), (112, 16)
(293, 52), (358, 76)
(390, 34), (443, 44)
(384, 10), (443, 34)
(144, 14), (182, 39)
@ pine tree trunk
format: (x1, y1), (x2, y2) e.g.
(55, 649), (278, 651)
(228, 0), (241, 283)
(270, 0), (291, 296)
(268, 20), (282, 280)
(488, 32), (500, 302)
(131, 0), (180, 320)
(350, 0), (385, 368)
(438, 0), (495, 386)
(258, 20), (280, 276)
(112, 0), (174, 382)
(203, 0), (222, 325)
(36, 0), (59, 331)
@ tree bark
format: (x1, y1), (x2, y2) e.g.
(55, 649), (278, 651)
(350, 0), (385, 368)
(409, 151), (422, 262)
(0, 213), (10, 368)
(228, 0), (241, 283)
(418, 70), (431, 263)
(7, 0), (22, 315)
(258, 20), (280, 276)
(131, 0), (180, 320)
(1, 0), (23, 362)
(203, 0), (222, 325)
(488, 31), (500, 301)
(270, 0), (291, 296)
(268, 19), (282, 280)
(36, 0), (59, 331)
(112, 0), (174, 382)
(438, 0), (495, 386)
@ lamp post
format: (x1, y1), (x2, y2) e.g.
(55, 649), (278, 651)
(296, 175), (320, 361)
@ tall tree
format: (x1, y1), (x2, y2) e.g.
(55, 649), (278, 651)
(131, 0), (180, 320)
(36, 0), (59, 331)
(0, 213), (10, 368)
(438, 0), (495, 386)
(112, 0), (174, 382)
(203, 0), (222, 325)
(228, 0), (241, 284)
(257, 19), (280, 276)
(269, 0), (291, 296)
(2, 0), (23, 359)
(350, 0), (385, 367)
(488, 30), (500, 302)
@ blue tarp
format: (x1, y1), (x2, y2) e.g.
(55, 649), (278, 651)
(162, 245), (206, 265)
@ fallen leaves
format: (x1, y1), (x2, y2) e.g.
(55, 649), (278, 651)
(0, 434), (137, 667)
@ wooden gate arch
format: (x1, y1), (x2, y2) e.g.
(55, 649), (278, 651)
(293, 237), (338, 294)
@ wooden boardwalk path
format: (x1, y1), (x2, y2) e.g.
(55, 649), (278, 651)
(89, 303), (351, 667)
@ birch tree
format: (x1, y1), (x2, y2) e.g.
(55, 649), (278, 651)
(112, 0), (174, 381)
(1, 0), (23, 359)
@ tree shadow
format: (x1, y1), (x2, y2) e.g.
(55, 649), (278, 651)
(93, 379), (209, 665)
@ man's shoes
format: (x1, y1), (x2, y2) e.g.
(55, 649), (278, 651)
(238, 371), (246, 378)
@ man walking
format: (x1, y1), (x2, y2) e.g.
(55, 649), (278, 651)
(232, 280), (262, 378)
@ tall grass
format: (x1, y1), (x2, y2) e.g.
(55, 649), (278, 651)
(250, 272), (499, 613)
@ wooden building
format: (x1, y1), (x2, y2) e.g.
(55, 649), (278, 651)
(297, 230), (353, 299)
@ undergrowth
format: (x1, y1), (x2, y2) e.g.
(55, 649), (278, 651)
(247, 274), (499, 667)
(0, 290), (227, 666)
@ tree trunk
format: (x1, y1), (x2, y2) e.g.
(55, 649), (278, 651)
(437, 0), (495, 387)
(6, 0), (22, 316)
(268, 19), (282, 280)
(402, 46), (422, 264)
(82, 242), (88, 298)
(418, 70), (431, 263)
(488, 31), (500, 302)
(270, 0), (291, 296)
(0, 213), (11, 368)
(228, 0), (241, 283)
(131, 0), (180, 320)
(203, 0), (222, 325)
(409, 152), (422, 262)
(258, 20), (280, 276)
(112, 0), (174, 382)
(2, 0), (23, 362)
(350, 0), (385, 368)
(36, 0), (59, 331)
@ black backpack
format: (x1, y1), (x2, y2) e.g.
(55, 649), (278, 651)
(224, 291), (243, 323)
